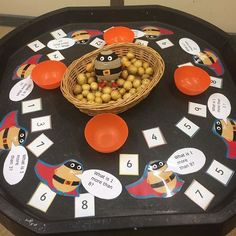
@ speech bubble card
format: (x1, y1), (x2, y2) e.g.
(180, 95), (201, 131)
(207, 93), (231, 122)
(47, 38), (75, 50)
(167, 148), (206, 175)
(9, 77), (34, 102)
(81, 169), (122, 200)
(179, 38), (201, 55)
(3, 144), (28, 185)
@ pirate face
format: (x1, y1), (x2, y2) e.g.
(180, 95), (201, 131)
(18, 128), (26, 145)
(97, 52), (119, 63)
(64, 160), (83, 172)
(215, 120), (223, 136)
(148, 161), (166, 172)
(214, 119), (236, 142)
(193, 51), (217, 66)
(72, 31), (91, 44)
(143, 27), (161, 39)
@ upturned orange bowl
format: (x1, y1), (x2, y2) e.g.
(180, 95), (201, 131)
(174, 66), (211, 96)
(84, 113), (129, 153)
(31, 60), (67, 89)
(103, 26), (134, 45)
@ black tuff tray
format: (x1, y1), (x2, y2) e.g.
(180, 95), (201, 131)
(0, 5), (236, 236)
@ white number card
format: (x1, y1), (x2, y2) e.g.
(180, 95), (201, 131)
(50, 29), (67, 39)
(28, 183), (56, 212)
(27, 40), (45, 52)
(184, 180), (215, 210)
(142, 127), (167, 148)
(47, 51), (65, 61)
(135, 39), (148, 46)
(27, 133), (53, 157)
(176, 117), (200, 137)
(119, 154), (139, 176)
(210, 76), (223, 89)
(89, 37), (106, 48)
(188, 102), (207, 118)
(75, 193), (95, 218)
(206, 160), (234, 186)
(156, 38), (174, 49)
(22, 98), (42, 114)
(31, 115), (52, 132)
(178, 62), (194, 67)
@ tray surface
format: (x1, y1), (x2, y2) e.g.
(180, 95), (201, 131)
(0, 5), (235, 234)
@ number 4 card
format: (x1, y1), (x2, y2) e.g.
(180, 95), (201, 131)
(142, 127), (167, 148)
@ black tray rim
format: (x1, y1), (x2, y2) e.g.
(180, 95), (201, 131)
(0, 5), (235, 234)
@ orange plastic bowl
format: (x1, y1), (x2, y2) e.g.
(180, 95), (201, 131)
(103, 26), (134, 45)
(31, 60), (67, 89)
(174, 66), (211, 96)
(85, 113), (129, 153)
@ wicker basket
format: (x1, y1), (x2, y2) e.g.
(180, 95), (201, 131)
(61, 43), (165, 116)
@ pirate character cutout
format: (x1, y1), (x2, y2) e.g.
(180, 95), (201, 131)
(0, 111), (27, 151)
(35, 159), (84, 197)
(126, 160), (184, 199)
(193, 49), (224, 76)
(213, 119), (236, 159)
(141, 26), (173, 40)
(12, 54), (42, 80)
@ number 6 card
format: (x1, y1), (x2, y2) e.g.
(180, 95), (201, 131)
(119, 154), (139, 176)
(28, 182), (56, 212)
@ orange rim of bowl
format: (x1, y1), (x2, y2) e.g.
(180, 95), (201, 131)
(103, 26), (135, 45)
(31, 60), (67, 89)
(174, 66), (211, 95)
(84, 113), (129, 153)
